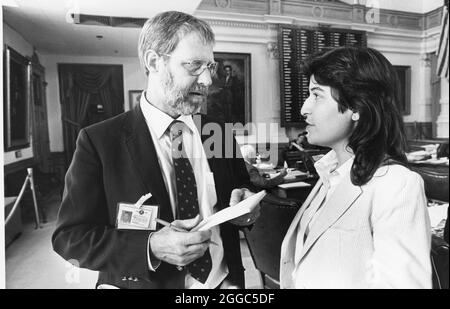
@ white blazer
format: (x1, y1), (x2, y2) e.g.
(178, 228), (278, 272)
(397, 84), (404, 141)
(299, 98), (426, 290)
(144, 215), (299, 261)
(280, 164), (432, 289)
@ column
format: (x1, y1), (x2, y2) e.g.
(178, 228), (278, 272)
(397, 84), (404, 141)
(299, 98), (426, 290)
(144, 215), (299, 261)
(436, 77), (449, 138)
(418, 53), (433, 122)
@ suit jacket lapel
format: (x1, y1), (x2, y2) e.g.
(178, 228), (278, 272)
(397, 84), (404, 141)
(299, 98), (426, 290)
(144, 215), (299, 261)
(296, 176), (362, 264)
(199, 115), (222, 207)
(123, 105), (173, 221)
(198, 114), (221, 181)
(199, 115), (212, 166)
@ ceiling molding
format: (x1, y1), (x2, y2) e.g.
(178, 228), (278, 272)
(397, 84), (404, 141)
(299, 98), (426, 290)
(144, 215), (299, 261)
(197, 0), (444, 31)
(207, 18), (269, 29)
(424, 7), (444, 30)
(199, 8), (441, 53)
(3, 0), (444, 57)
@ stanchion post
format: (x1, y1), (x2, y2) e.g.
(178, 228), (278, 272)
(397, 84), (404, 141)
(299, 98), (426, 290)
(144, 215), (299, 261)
(27, 168), (41, 229)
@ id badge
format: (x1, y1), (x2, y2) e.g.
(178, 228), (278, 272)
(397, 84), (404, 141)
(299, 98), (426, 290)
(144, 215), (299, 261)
(115, 202), (159, 230)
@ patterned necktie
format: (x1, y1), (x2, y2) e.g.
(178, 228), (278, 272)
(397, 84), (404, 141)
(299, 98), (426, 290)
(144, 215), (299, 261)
(169, 120), (212, 284)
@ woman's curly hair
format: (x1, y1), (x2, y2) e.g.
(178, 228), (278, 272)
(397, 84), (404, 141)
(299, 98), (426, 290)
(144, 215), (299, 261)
(301, 47), (408, 186)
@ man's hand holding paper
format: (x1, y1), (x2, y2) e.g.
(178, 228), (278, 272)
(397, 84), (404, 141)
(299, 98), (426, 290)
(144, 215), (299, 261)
(190, 189), (265, 232)
(149, 188), (264, 268)
(228, 188), (261, 226)
(149, 215), (212, 267)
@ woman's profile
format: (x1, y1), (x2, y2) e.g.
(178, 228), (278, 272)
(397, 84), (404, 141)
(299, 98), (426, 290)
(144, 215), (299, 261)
(280, 47), (431, 289)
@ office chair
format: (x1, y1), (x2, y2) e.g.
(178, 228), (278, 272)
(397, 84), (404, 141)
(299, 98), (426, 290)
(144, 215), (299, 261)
(284, 151), (303, 169)
(243, 194), (300, 288)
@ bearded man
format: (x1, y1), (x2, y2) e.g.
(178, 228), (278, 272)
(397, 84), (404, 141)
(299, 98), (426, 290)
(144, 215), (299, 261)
(52, 11), (258, 289)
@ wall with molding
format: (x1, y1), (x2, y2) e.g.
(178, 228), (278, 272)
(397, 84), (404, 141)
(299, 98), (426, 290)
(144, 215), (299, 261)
(197, 0), (445, 146)
(3, 1), (446, 157)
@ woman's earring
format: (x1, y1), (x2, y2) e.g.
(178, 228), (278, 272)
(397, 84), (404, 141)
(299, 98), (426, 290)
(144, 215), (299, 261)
(351, 113), (360, 121)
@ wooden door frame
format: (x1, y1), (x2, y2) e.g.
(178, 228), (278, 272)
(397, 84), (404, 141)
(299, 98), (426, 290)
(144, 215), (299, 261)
(30, 51), (51, 172)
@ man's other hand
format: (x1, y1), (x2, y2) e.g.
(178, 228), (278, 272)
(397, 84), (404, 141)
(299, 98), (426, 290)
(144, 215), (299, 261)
(228, 188), (261, 226)
(279, 168), (288, 178)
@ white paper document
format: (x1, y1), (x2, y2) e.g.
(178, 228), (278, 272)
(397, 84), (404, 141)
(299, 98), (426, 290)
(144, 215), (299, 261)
(191, 190), (267, 232)
(283, 170), (308, 180)
(406, 150), (429, 161)
(428, 203), (449, 228)
(278, 181), (311, 189)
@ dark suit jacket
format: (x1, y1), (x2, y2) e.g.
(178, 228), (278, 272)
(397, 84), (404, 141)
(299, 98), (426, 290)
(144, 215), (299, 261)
(52, 105), (250, 289)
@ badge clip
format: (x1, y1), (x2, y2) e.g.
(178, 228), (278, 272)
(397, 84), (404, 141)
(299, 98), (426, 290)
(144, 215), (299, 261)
(134, 193), (152, 214)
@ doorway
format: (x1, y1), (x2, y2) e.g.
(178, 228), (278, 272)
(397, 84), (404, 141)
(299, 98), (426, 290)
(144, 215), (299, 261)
(58, 64), (124, 166)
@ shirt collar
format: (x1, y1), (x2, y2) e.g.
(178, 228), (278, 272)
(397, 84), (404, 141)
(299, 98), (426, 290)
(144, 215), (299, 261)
(314, 150), (354, 187)
(140, 91), (196, 139)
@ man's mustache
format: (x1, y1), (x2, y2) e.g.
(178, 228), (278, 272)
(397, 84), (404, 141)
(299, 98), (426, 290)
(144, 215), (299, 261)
(188, 85), (209, 96)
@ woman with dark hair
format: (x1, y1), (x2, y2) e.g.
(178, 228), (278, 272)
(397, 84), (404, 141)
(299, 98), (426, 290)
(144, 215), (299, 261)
(280, 47), (431, 288)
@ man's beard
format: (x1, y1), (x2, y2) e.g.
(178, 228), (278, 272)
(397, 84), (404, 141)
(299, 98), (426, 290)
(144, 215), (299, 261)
(161, 66), (208, 116)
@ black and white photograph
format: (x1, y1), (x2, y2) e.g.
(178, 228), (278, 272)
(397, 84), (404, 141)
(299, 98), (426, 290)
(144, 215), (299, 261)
(1, 0), (449, 294)
(119, 210), (132, 224)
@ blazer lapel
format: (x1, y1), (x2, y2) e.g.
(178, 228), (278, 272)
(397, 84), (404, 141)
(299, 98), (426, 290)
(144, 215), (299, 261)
(281, 179), (322, 261)
(123, 105), (173, 221)
(296, 176), (363, 264)
(284, 180), (322, 242)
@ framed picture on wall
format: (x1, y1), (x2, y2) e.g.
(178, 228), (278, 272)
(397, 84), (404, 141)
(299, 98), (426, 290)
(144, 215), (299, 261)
(393, 65), (411, 115)
(129, 90), (143, 110)
(204, 52), (251, 134)
(3, 45), (31, 151)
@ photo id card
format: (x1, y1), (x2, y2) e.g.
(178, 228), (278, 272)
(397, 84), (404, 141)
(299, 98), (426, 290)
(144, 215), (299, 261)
(116, 203), (159, 230)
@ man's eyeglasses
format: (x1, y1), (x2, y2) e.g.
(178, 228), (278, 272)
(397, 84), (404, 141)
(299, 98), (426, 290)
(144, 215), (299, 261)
(161, 53), (218, 76)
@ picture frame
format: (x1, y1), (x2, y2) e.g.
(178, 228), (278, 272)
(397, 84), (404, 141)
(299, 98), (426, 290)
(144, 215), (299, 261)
(3, 45), (31, 151)
(129, 89), (143, 110)
(204, 52), (251, 135)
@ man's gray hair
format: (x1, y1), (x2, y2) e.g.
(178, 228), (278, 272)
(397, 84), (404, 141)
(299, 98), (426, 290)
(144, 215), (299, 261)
(138, 11), (215, 73)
